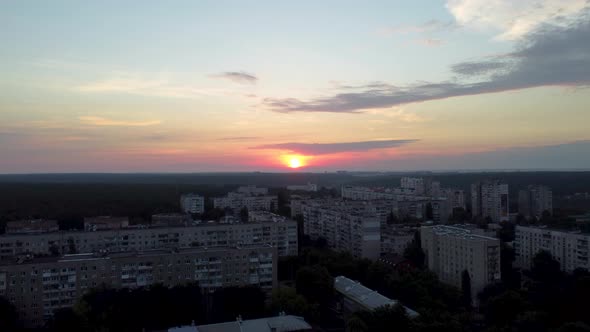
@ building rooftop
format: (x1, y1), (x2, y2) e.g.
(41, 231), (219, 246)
(334, 276), (419, 318)
(168, 315), (311, 332)
(426, 225), (499, 242)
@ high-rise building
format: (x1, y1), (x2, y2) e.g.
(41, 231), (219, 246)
(300, 200), (384, 259)
(471, 180), (509, 222)
(180, 194), (205, 214)
(514, 225), (589, 272)
(0, 245), (277, 328)
(442, 188), (466, 210)
(214, 192), (277, 212)
(401, 177), (425, 195)
(421, 225), (501, 303)
(518, 185), (553, 218)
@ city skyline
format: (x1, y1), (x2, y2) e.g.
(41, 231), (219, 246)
(1, 0), (590, 173)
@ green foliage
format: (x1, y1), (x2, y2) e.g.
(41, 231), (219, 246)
(239, 206), (249, 222)
(295, 265), (334, 306)
(209, 286), (266, 322)
(270, 287), (313, 318)
(353, 304), (410, 332)
(0, 296), (18, 331)
(462, 270), (472, 308)
(403, 230), (425, 269)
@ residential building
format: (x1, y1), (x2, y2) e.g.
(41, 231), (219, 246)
(299, 200), (383, 259)
(236, 185), (268, 195)
(84, 216), (129, 231)
(421, 225), (501, 303)
(151, 213), (191, 227)
(0, 245), (277, 328)
(0, 215), (297, 260)
(380, 227), (415, 255)
(442, 188), (466, 210)
(514, 225), (590, 272)
(286, 183), (318, 192)
(401, 177), (425, 195)
(334, 276), (419, 318)
(5, 220), (58, 235)
(471, 180), (509, 222)
(214, 192), (277, 212)
(180, 194), (205, 214)
(518, 185), (553, 218)
(169, 314), (312, 332)
(341, 186), (398, 200)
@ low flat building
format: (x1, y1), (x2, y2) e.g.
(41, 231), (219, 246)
(334, 276), (419, 318)
(286, 183), (318, 192)
(0, 245), (277, 328)
(180, 194), (205, 215)
(169, 314), (312, 332)
(151, 213), (191, 227)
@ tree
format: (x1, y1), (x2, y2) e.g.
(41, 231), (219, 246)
(484, 290), (527, 327)
(295, 265), (333, 306)
(386, 211), (399, 225)
(404, 231), (425, 269)
(67, 237), (77, 254)
(530, 250), (562, 284)
(270, 287), (311, 318)
(461, 270), (472, 308)
(239, 207), (249, 222)
(0, 296), (18, 332)
(346, 315), (368, 332)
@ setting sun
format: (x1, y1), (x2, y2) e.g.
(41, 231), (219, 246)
(288, 157), (302, 168)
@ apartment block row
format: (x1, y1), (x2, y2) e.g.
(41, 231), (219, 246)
(0, 245), (277, 328)
(514, 225), (590, 272)
(0, 215), (298, 260)
(421, 225), (501, 303)
(214, 191), (277, 212)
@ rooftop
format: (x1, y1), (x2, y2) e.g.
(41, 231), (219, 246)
(334, 276), (419, 318)
(168, 315), (311, 332)
(426, 225), (499, 241)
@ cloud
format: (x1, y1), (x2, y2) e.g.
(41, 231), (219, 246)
(379, 19), (456, 36)
(210, 72), (258, 84)
(79, 116), (161, 127)
(263, 17), (590, 113)
(416, 38), (445, 47)
(250, 139), (418, 155)
(217, 136), (261, 141)
(76, 75), (229, 98)
(446, 0), (588, 40)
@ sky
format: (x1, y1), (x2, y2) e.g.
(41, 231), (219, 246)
(1, 0), (589, 173)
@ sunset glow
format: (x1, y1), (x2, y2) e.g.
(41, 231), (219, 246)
(288, 157), (302, 169)
(281, 155), (308, 169)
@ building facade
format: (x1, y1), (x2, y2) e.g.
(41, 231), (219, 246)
(518, 185), (553, 219)
(213, 192), (277, 212)
(514, 225), (589, 272)
(0, 217), (298, 260)
(471, 180), (509, 222)
(421, 225), (501, 302)
(180, 194), (205, 214)
(5, 220), (59, 235)
(0, 245), (277, 328)
(299, 200), (383, 259)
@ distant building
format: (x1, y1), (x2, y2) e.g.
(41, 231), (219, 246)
(334, 276), (419, 318)
(180, 194), (205, 214)
(514, 225), (590, 272)
(237, 185), (269, 195)
(214, 192), (277, 212)
(442, 188), (466, 210)
(169, 314), (312, 332)
(0, 245), (277, 328)
(0, 215), (297, 260)
(341, 185), (398, 200)
(5, 219), (58, 235)
(151, 213), (191, 227)
(421, 225), (501, 303)
(471, 180), (509, 222)
(286, 183), (318, 192)
(84, 216), (129, 231)
(518, 185), (553, 218)
(380, 227), (415, 255)
(401, 177), (425, 195)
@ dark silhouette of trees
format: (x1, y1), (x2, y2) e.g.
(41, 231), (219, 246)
(0, 296), (18, 331)
(404, 231), (425, 268)
(239, 207), (249, 222)
(461, 270), (472, 308)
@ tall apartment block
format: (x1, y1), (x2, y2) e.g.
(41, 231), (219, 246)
(214, 192), (277, 212)
(518, 185), (553, 218)
(0, 214), (298, 260)
(299, 200), (383, 259)
(514, 225), (589, 272)
(421, 225), (501, 303)
(180, 194), (205, 214)
(442, 188), (466, 210)
(0, 245), (277, 328)
(471, 180), (509, 222)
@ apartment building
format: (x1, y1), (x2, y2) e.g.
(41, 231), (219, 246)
(380, 226), (415, 255)
(0, 216), (298, 260)
(84, 216), (129, 231)
(518, 185), (553, 218)
(401, 177), (425, 195)
(180, 194), (205, 214)
(0, 245), (277, 328)
(213, 192), (277, 212)
(236, 185), (269, 195)
(442, 188), (466, 210)
(286, 183), (318, 192)
(421, 225), (501, 302)
(471, 180), (510, 222)
(299, 200), (383, 259)
(5, 220), (59, 235)
(514, 225), (590, 272)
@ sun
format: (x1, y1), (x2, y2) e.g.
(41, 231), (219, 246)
(288, 157), (302, 169)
